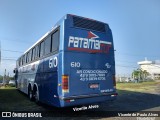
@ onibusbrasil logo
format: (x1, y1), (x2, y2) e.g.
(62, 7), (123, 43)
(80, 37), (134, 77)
(1, 112), (42, 118)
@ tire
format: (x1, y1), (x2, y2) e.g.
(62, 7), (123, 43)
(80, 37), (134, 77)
(28, 87), (34, 101)
(34, 88), (39, 103)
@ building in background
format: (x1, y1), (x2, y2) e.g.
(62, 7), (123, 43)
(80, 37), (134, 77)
(138, 58), (160, 79)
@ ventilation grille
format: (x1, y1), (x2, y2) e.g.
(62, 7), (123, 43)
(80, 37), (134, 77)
(73, 16), (106, 32)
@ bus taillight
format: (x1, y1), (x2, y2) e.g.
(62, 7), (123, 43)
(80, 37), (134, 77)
(113, 75), (116, 89)
(62, 75), (69, 93)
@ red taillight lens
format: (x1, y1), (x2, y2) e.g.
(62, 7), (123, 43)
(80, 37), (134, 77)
(62, 75), (69, 93)
(113, 75), (116, 89)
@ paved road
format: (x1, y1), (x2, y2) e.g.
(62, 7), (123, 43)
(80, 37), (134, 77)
(0, 82), (160, 120)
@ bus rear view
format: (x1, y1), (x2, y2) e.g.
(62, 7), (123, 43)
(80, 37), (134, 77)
(59, 14), (117, 107)
(15, 14), (117, 108)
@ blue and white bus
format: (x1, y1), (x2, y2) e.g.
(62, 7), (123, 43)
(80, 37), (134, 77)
(14, 14), (117, 107)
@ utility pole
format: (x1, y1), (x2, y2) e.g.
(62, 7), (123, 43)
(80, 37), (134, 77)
(8, 72), (9, 81)
(3, 69), (6, 85)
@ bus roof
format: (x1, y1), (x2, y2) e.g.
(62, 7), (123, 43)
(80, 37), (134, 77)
(23, 14), (108, 55)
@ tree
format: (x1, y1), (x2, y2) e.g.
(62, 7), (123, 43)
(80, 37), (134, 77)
(132, 69), (150, 81)
(142, 70), (150, 80)
(0, 75), (3, 83)
(132, 70), (139, 79)
(0, 75), (3, 80)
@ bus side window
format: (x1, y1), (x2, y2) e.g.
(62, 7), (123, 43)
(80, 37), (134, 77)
(19, 58), (21, 66)
(29, 50), (32, 62)
(51, 29), (59, 52)
(35, 46), (37, 59)
(21, 56), (23, 65)
(20, 57), (22, 66)
(22, 55), (25, 65)
(16, 60), (19, 67)
(27, 52), (29, 63)
(44, 36), (51, 55)
(26, 53), (28, 63)
(24, 54), (26, 64)
(40, 41), (44, 57)
(32, 47), (35, 61)
(21, 57), (23, 66)
(31, 49), (33, 61)
(24, 56), (25, 64)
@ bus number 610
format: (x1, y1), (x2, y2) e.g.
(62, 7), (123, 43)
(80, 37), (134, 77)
(49, 57), (58, 68)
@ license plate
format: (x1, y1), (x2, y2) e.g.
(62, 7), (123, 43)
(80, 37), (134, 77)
(89, 84), (99, 89)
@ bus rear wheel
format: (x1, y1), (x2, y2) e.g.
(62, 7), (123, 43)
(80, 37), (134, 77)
(34, 87), (39, 103)
(28, 87), (34, 101)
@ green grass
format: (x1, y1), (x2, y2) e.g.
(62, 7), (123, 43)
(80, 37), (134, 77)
(0, 87), (44, 111)
(0, 81), (159, 111)
(0, 86), (16, 89)
(116, 81), (160, 94)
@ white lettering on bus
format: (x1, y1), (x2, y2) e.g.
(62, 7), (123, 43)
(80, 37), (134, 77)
(71, 62), (80, 67)
(49, 57), (58, 68)
(68, 36), (111, 50)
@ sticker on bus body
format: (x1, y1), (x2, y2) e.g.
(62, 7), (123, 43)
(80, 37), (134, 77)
(89, 83), (99, 89)
(68, 31), (112, 53)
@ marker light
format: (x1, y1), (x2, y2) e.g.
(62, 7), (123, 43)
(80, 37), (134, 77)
(62, 75), (69, 93)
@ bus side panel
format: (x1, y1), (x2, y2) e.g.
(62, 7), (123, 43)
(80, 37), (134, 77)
(35, 59), (44, 101)
(17, 62), (39, 95)
(34, 21), (64, 107)
(35, 54), (61, 107)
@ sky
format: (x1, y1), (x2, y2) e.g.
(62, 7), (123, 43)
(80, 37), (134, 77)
(0, 0), (160, 76)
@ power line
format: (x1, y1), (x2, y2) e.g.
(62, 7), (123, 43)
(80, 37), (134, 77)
(1, 57), (18, 59)
(1, 59), (16, 61)
(1, 49), (23, 53)
(116, 60), (136, 64)
(116, 64), (137, 68)
(115, 51), (160, 58)
(1, 38), (34, 44)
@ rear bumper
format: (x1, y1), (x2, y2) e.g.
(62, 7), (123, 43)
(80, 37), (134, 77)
(60, 92), (118, 100)
(58, 92), (118, 107)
